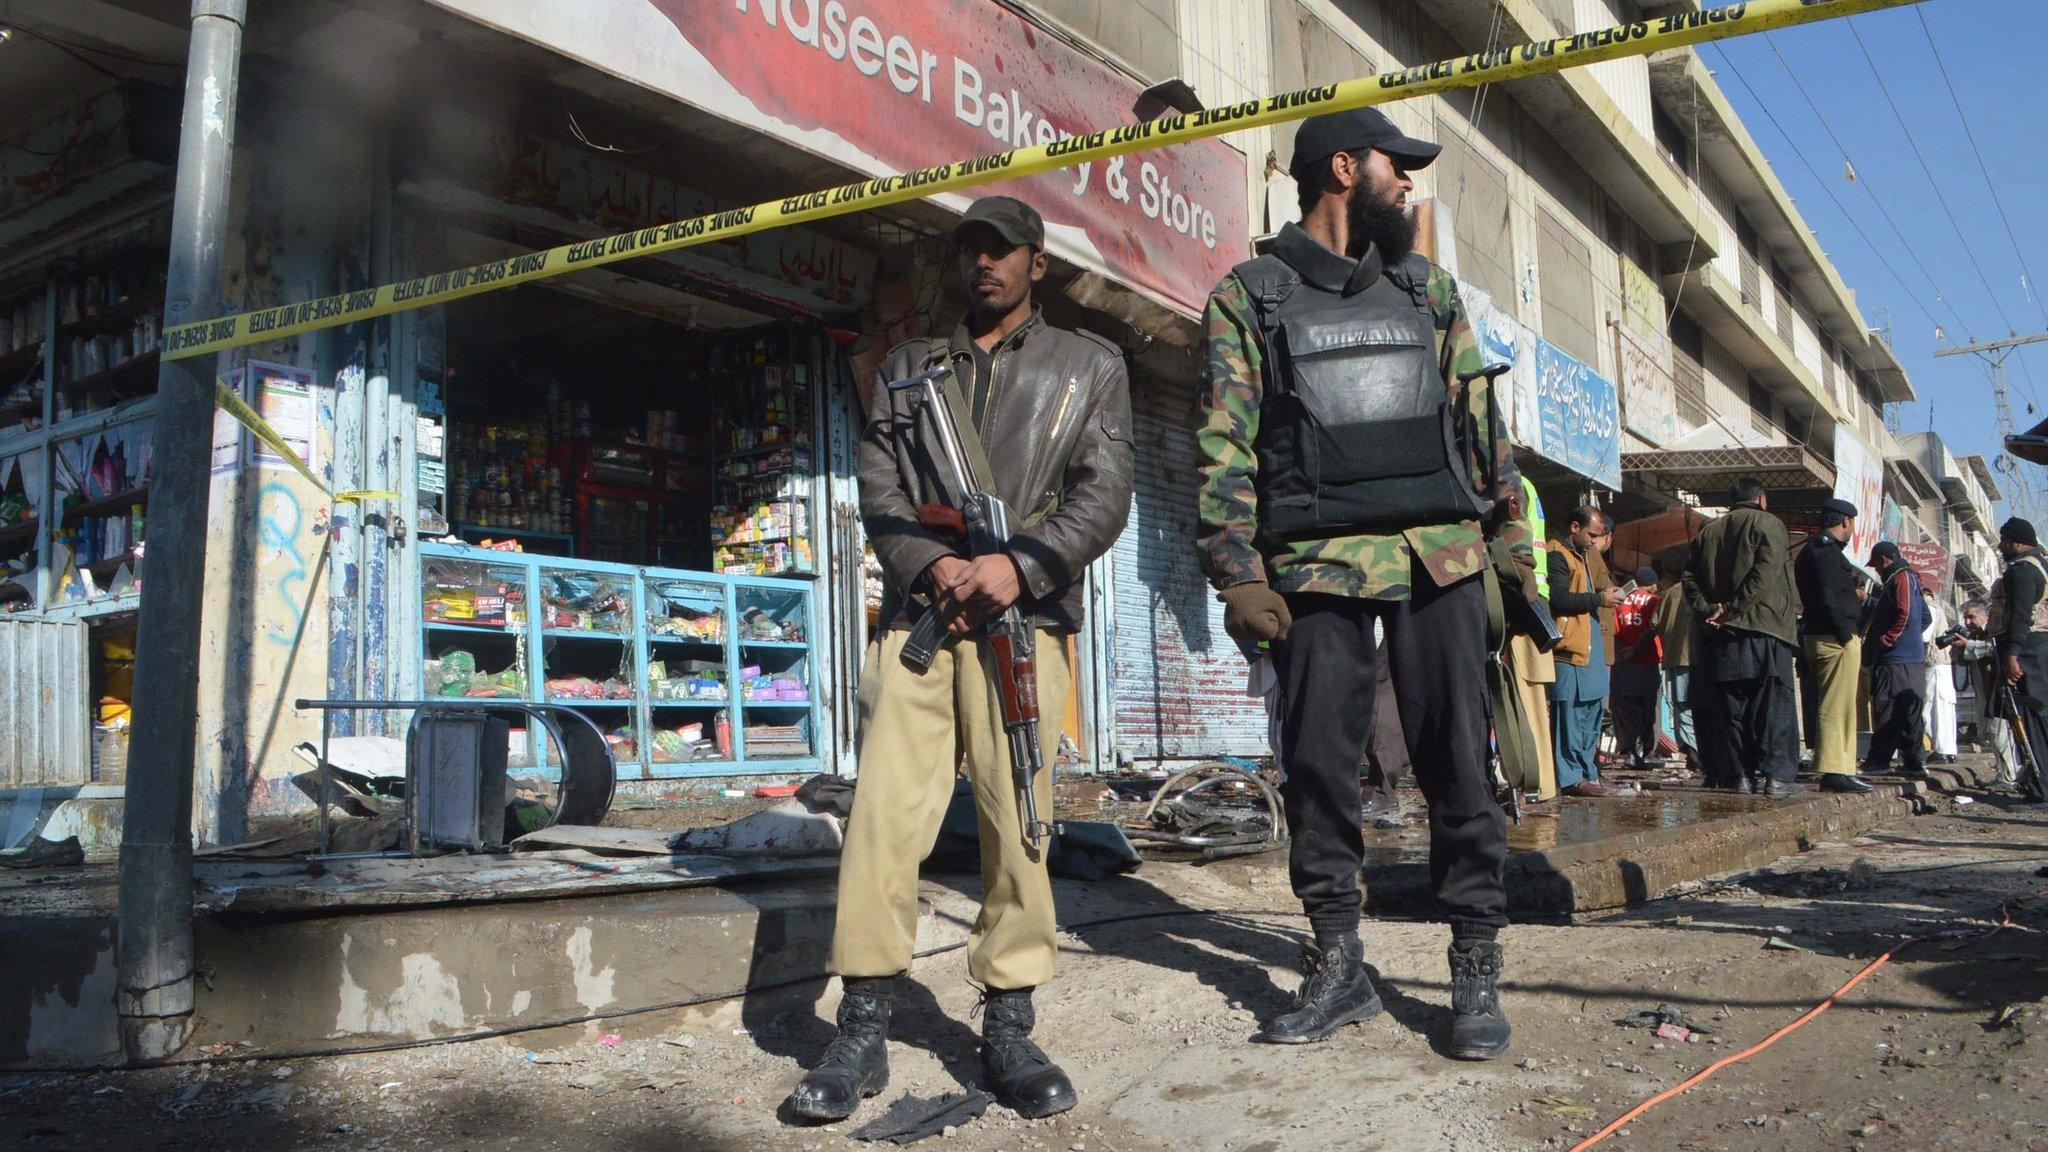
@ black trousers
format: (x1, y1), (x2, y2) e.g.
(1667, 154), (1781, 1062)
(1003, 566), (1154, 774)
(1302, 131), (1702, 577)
(1691, 648), (1738, 787)
(1275, 573), (1508, 941)
(1363, 635), (1409, 799)
(1865, 661), (1928, 773)
(2010, 638), (2048, 800)
(1712, 632), (1799, 784)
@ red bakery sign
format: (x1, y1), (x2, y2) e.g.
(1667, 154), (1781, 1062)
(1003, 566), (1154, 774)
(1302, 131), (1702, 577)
(649, 0), (1250, 315)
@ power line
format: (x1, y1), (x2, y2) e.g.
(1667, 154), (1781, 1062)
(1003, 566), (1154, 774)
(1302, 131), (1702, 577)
(1916, 7), (2048, 331)
(1707, 45), (1942, 336)
(1843, 17), (2017, 337)
(1756, 32), (1974, 343)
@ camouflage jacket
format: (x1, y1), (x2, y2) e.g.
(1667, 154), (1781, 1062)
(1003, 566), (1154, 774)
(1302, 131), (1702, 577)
(1194, 225), (1522, 600)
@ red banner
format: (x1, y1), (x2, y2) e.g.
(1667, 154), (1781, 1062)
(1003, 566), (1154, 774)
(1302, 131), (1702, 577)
(646, 0), (1250, 316)
(1900, 541), (1951, 595)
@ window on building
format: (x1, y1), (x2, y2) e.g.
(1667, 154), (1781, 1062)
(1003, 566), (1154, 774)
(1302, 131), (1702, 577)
(1538, 209), (1600, 365)
(1434, 128), (1517, 309)
(1670, 310), (1708, 428)
(1651, 103), (1696, 175)
(1747, 378), (1776, 438)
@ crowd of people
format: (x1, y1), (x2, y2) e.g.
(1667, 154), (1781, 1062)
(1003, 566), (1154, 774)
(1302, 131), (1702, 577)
(1502, 478), (2048, 805)
(786, 105), (2047, 1121)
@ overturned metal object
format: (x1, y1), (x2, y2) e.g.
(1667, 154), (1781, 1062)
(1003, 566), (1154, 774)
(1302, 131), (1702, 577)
(1123, 762), (1287, 860)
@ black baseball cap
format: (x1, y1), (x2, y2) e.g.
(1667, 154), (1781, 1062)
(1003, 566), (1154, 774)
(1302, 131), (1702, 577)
(1289, 108), (1442, 178)
(1821, 497), (1858, 519)
(950, 195), (1044, 249)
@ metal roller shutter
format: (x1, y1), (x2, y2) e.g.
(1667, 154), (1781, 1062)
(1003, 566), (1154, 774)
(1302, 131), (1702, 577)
(1110, 373), (1269, 765)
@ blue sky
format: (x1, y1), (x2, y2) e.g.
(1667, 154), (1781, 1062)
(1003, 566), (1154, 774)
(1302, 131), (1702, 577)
(1707, 0), (2043, 509)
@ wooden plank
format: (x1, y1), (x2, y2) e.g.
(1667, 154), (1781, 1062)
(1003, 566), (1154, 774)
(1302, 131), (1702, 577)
(197, 850), (836, 916)
(509, 824), (679, 855)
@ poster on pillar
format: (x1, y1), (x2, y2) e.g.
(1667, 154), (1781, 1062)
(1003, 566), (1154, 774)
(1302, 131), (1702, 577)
(1833, 428), (1884, 560)
(418, 0), (1249, 316)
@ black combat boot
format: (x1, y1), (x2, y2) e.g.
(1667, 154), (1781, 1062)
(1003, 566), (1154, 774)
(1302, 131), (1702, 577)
(1258, 934), (1383, 1044)
(980, 988), (1077, 1119)
(1446, 939), (1512, 1061)
(784, 976), (894, 1122)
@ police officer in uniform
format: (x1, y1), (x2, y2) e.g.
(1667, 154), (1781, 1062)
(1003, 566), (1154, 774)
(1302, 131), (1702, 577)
(1194, 108), (1519, 1059)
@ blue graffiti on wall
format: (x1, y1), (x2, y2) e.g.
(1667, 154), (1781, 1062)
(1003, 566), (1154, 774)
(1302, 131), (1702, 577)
(258, 481), (311, 648)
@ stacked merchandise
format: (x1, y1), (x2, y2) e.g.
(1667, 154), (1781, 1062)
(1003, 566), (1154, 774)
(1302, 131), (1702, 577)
(423, 559), (525, 627)
(542, 674), (633, 700)
(649, 719), (724, 764)
(0, 291), (49, 420)
(647, 659), (727, 701)
(712, 343), (814, 575)
(448, 421), (568, 535)
(54, 424), (152, 589)
(743, 722), (810, 758)
(738, 604), (804, 643)
(427, 649), (527, 699)
(739, 665), (809, 703)
(648, 600), (724, 641)
(58, 261), (165, 383)
(539, 574), (630, 632)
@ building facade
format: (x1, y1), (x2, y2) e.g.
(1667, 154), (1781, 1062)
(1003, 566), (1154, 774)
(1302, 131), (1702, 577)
(0, 0), (1944, 845)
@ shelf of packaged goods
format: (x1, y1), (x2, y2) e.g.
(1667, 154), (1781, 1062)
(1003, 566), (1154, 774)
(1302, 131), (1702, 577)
(540, 628), (629, 641)
(741, 700), (812, 710)
(738, 639), (808, 650)
(456, 523), (574, 543)
(0, 341), (44, 380)
(650, 699), (731, 708)
(83, 550), (139, 586)
(713, 533), (800, 546)
(545, 698), (635, 708)
(61, 351), (160, 399)
(0, 521), (36, 547)
(647, 634), (725, 647)
(425, 619), (519, 636)
(63, 485), (149, 525)
(715, 442), (812, 463)
(62, 292), (165, 341)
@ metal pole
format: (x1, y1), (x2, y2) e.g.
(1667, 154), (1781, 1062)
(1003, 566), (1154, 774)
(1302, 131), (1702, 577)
(116, 0), (247, 1064)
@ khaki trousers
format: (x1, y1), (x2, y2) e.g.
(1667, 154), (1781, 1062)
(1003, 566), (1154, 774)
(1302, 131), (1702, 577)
(830, 626), (1070, 990)
(1804, 634), (1863, 776)
(1506, 634), (1559, 800)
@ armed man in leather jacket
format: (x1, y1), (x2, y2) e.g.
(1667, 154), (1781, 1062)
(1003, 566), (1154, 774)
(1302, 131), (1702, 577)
(1194, 108), (1520, 1061)
(786, 196), (1133, 1124)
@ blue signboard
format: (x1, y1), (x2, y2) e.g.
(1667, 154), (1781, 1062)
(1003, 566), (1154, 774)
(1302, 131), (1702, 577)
(1534, 341), (1622, 489)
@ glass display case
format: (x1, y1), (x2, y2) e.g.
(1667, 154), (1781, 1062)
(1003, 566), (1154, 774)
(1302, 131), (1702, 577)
(418, 542), (821, 779)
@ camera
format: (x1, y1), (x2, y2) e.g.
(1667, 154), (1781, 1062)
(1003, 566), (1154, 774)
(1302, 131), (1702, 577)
(1935, 626), (1967, 649)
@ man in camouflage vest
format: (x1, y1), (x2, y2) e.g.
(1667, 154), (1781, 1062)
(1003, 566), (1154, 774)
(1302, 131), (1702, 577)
(1194, 108), (1520, 1060)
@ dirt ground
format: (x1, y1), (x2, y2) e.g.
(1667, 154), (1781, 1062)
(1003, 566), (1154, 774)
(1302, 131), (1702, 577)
(6, 783), (2045, 1152)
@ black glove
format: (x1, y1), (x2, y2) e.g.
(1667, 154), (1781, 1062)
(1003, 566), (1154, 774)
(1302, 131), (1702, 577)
(1220, 581), (1292, 646)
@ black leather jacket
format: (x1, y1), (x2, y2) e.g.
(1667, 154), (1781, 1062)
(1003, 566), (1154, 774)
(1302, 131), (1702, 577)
(861, 308), (1134, 633)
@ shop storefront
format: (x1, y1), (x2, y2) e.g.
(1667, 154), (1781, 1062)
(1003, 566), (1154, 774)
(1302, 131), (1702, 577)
(4, 0), (1264, 830)
(0, 84), (179, 793)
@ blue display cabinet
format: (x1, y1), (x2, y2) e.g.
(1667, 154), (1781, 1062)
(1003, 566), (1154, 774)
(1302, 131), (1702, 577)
(418, 540), (822, 780)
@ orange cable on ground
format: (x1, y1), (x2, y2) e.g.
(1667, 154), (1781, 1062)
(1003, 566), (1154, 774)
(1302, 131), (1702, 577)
(1566, 895), (2031, 1152)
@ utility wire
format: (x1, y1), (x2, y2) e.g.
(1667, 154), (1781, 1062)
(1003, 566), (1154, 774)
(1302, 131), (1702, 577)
(1916, 8), (2048, 331)
(1754, 33), (1973, 343)
(1843, 18), (2017, 338)
(1708, 46), (1942, 337)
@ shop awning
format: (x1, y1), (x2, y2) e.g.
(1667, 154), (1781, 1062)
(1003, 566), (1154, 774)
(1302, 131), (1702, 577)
(2008, 416), (2048, 467)
(1621, 443), (1835, 502)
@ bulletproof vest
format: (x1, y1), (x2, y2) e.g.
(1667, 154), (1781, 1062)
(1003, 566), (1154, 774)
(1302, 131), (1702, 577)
(1987, 555), (2048, 638)
(1234, 252), (1486, 542)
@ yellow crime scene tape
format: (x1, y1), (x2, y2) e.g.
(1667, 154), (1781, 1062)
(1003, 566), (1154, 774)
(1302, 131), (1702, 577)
(162, 0), (1917, 362)
(213, 377), (397, 504)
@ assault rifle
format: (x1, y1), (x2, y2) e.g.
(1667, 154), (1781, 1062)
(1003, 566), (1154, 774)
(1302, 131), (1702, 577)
(888, 364), (1055, 849)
